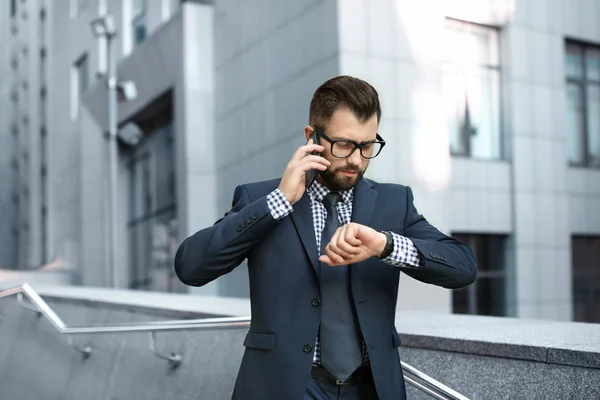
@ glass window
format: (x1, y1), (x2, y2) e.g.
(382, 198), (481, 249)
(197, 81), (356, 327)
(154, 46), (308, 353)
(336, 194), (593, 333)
(585, 48), (600, 81)
(566, 83), (586, 164)
(451, 234), (508, 316)
(443, 19), (501, 160)
(70, 0), (89, 18)
(77, 55), (89, 94)
(72, 53), (89, 119)
(587, 84), (600, 167)
(170, 0), (180, 16)
(77, 0), (89, 14)
(127, 118), (179, 293)
(565, 41), (600, 168)
(572, 236), (600, 323)
(132, 0), (147, 46)
(565, 43), (584, 79)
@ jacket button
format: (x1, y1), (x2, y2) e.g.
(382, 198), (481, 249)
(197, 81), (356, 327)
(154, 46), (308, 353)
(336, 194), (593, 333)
(303, 344), (313, 353)
(311, 298), (321, 307)
(236, 226), (242, 232)
(252, 213), (259, 220)
(246, 218), (253, 224)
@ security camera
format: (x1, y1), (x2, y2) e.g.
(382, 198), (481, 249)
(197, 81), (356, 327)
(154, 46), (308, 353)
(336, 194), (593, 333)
(117, 81), (137, 102)
(118, 121), (143, 147)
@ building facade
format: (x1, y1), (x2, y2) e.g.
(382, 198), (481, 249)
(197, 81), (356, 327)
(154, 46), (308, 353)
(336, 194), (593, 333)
(1, 0), (599, 322)
(0, 0), (215, 295)
(0, 1), (18, 270)
(213, 0), (600, 321)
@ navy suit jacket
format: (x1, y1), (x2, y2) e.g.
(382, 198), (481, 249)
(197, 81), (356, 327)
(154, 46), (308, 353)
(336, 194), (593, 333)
(174, 178), (477, 400)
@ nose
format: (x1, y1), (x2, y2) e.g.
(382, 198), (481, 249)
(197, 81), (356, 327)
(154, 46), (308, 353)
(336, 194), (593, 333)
(347, 148), (362, 166)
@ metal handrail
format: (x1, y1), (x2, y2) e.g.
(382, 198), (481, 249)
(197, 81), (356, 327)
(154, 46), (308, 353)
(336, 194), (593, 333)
(0, 283), (469, 400)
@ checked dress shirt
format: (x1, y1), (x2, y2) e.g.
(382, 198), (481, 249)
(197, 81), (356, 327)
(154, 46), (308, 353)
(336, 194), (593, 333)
(266, 179), (423, 366)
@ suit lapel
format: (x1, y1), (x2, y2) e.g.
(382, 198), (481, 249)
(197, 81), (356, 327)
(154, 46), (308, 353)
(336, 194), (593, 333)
(350, 179), (378, 287)
(351, 178), (377, 227)
(290, 193), (320, 275)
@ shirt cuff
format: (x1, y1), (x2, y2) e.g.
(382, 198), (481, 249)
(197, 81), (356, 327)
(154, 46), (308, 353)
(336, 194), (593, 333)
(381, 233), (424, 268)
(266, 189), (293, 220)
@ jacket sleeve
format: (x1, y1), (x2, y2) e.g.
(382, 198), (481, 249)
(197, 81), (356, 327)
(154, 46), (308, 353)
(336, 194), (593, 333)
(399, 186), (477, 289)
(174, 185), (280, 287)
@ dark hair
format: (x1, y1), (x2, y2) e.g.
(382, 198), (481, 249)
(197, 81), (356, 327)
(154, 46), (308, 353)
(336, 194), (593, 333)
(309, 75), (381, 129)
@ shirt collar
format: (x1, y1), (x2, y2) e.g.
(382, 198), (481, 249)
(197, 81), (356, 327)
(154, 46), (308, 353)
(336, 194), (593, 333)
(307, 179), (353, 205)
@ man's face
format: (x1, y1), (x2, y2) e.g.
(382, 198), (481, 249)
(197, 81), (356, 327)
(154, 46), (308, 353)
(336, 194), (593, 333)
(306, 108), (378, 191)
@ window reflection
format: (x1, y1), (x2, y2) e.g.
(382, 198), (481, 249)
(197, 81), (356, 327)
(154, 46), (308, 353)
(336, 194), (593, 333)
(566, 83), (586, 164)
(132, 0), (147, 45)
(127, 118), (179, 293)
(443, 19), (501, 160)
(565, 41), (600, 168)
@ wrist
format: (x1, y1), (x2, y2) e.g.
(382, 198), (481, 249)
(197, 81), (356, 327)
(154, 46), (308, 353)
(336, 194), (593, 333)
(277, 186), (294, 205)
(375, 232), (387, 258)
(377, 231), (394, 259)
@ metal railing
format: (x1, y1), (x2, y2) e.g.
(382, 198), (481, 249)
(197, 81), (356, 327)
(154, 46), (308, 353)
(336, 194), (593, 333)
(0, 283), (469, 400)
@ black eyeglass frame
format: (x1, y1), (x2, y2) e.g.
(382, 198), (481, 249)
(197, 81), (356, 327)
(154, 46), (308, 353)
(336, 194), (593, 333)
(312, 126), (386, 159)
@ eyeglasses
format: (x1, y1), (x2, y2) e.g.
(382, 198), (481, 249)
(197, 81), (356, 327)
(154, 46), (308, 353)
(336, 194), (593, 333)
(313, 126), (386, 159)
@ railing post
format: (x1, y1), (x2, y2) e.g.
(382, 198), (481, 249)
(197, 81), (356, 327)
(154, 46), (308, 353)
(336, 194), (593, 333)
(67, 336), (92, 358)
(148, 331), (182, 369)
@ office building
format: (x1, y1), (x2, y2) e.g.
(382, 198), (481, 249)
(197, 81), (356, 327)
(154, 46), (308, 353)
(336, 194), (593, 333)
(1, 0), (599, 322)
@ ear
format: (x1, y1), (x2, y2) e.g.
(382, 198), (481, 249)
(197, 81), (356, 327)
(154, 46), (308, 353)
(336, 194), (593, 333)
(304, 125), (314, 142)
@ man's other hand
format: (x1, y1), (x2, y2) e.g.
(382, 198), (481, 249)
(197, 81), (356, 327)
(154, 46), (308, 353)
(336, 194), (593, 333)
(319, 222), (387, 266)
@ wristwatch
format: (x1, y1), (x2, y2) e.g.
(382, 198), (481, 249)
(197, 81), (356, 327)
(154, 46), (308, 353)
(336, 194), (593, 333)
(377, 231), (394, 259)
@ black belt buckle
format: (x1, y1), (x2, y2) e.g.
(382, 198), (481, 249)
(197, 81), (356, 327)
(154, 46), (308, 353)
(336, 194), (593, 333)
(335, 378), (352, 386)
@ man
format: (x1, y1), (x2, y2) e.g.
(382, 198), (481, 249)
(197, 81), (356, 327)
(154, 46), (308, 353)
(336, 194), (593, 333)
(174, 75), (477, 400)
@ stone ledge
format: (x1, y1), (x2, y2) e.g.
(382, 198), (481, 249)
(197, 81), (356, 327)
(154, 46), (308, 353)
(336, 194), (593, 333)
(394, 311), (600, 370)
(5, 283), (599, 370)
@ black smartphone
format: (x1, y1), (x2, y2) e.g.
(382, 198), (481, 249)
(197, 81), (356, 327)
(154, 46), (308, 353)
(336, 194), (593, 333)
(305, 131), (321, 188)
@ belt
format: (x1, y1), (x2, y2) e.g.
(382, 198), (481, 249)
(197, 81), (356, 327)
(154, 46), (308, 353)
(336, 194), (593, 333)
(310, 364), (373, 386)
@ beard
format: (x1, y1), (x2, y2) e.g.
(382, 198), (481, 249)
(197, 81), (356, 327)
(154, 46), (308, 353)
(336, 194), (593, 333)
(319, 165), (366, 191)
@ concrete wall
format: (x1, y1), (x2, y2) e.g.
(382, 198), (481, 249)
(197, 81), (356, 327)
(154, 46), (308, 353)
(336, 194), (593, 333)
(0, 295), (244, 400)
(4, 0), (47, 269)
(334, 0), (600, 319)
(0, 288), (598, 399)
(179, 2), (219, 297)
(0, 1), (18, 269)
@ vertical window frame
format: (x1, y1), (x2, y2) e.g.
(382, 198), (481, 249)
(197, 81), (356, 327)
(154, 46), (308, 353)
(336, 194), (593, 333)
(451, 233), (508, 317)
(71, 52), (89, 120)
(132, 0), (147, 46)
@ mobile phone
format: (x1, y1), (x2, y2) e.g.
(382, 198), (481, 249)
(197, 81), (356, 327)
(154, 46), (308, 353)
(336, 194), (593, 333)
(305, 131), (321, 188)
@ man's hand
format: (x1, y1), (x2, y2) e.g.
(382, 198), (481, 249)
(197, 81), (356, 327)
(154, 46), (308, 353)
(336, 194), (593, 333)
(278, 140), (329, 205)
(319, 222), (387, 266)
